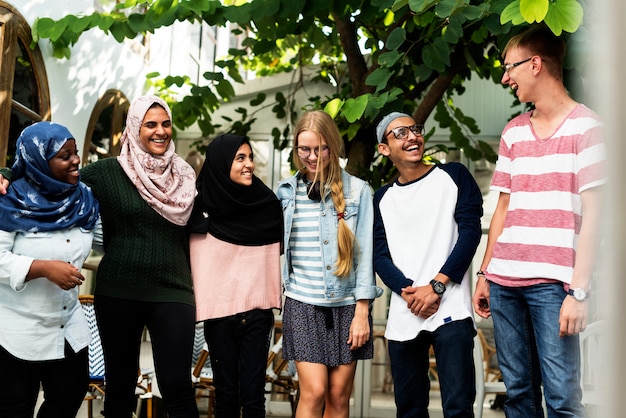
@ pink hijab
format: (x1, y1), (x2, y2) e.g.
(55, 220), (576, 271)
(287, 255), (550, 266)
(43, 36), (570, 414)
(117, 95), (196, 226)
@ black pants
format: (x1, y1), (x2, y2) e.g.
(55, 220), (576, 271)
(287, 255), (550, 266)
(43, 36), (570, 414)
(0, 341), (88, 418)
(204, 308), (274, 418)
(95, 295), (199, 418)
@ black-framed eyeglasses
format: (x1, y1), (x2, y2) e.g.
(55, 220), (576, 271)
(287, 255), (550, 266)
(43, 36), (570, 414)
(296, 145), (330, 158)
(385, 124), (425, 141)
(502, 57), (532, 73)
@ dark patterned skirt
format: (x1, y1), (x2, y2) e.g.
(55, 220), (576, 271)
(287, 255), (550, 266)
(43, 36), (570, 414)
(282, 297), (374, 367)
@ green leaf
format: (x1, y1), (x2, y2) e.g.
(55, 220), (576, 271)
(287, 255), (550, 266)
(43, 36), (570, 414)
(324, 98), (344, 119)
(345, 123), (361, 141)
(250, 93), (266, 106)
(70, 16), (92, 33)
(365, 67), (393, 92)
(38, 17), (69, 42)
(250, 0), (281, 18)
(252, 39), (277, 55)
(33, 17), (58, 38)
(128, 13), (151, 33)
(442, 16), (463, 44)
(543, 0), (583, 35)
(378, 51), (403, 67)
(500, 0), (526, 25)
(422, 37), (450, 72)
(520, 0), (549, 23)
(363, 93), (384, 110)
(95, 15), (114, 32)
(478, 140), (498, 162)
(109, 22), (136, 43)
(341, 95), (369, 123)
(52, 45), (72, 60)
(407, 0), (437, 13)
(462, 5), (486, 20)
(215, 80), (235, 100)
(435, 0), (461, 18)
(186, 0), (219, 14)
(386, 27), (406, 50)
(469, 25), (488, 44)
(153, 0), (176, 15)
(414, 64), (433, 82)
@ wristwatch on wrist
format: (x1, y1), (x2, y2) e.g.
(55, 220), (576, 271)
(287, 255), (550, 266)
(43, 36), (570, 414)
(567, 287), (589, 301)
(430, 279), (446, 296)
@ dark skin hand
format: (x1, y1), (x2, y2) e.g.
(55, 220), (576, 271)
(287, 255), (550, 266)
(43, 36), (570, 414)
(27, 259), (84, 290)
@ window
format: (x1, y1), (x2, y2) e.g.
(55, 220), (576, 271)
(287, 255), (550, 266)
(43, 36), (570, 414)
(83, 90), (129, 164)
(0, 2), (51, 167)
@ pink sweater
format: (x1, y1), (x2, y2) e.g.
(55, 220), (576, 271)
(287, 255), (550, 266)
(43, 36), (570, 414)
(190, 232), (282, 321)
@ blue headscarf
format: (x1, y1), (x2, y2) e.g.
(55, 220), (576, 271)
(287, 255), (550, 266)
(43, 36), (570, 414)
(0, 122), (99, 232)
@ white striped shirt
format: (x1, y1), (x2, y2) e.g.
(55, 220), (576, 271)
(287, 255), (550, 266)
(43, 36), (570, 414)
(488, 104), (606, 286)
(284, 181), (353, 306)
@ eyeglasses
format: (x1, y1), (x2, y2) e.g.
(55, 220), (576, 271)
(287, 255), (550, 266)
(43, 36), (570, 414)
(296, 145), (330, 158)
(502, 57), (532, 73)
(385, 124), (425, 141)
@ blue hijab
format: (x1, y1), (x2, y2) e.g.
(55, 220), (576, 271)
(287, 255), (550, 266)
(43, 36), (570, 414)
(0, 122), (99, 232)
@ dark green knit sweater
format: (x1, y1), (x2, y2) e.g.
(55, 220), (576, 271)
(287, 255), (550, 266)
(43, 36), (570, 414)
(81, 158), (194, 306)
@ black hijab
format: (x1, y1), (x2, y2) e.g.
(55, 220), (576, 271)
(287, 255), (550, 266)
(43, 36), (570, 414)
(187, 134), (283, 246)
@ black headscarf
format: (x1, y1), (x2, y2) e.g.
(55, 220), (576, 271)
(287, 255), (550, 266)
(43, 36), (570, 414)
(187, 134), (283, 246)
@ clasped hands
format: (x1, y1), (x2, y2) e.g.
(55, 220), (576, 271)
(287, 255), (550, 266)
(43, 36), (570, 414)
(401, 285), (440, 319)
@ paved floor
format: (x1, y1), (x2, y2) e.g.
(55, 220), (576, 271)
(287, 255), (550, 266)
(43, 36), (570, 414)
(63, 391), (506, 418)
(39, 340), (506, 418)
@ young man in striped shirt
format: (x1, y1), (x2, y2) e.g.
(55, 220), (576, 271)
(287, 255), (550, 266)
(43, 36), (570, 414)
(473, 26), (606, 418)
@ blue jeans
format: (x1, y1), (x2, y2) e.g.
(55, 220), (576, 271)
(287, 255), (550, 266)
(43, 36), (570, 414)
(204, 308), (274, 418)
(490, 282), (585, 418)
(388, 317), (475, 418)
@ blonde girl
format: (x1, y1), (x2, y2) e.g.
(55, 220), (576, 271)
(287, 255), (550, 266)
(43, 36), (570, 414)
(276, 110), (381, 418)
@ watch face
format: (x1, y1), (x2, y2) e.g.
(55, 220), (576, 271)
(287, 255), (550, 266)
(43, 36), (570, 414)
(573, 288), (587, 301)
(432, 281), (445, 294)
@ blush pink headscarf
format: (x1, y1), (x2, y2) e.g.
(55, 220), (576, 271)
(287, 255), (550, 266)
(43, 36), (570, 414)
(117, 95), (196, 226)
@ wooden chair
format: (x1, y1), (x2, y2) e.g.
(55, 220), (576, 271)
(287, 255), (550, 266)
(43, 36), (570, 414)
(372, 330), (394, 393)
(579, 320), (605, 410)
(79, 295), (154, 418)
(265, 335), (299, 417)
(473, 332), (506, 418)
(476, 328), (502, 382)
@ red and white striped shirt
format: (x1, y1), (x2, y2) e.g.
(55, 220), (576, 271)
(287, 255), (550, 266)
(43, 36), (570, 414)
(487, 104), (606, 286)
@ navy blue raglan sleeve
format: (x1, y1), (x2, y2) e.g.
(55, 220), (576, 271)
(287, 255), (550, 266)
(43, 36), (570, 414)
(373, 184), (414, 295)
(439, 162), (483, 284)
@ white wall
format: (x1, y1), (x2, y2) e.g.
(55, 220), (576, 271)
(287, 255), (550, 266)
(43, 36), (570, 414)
(17, 1), (168, 152)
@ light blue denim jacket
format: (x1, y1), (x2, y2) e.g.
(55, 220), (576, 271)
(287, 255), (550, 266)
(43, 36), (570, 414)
(276, 170), (382, 305)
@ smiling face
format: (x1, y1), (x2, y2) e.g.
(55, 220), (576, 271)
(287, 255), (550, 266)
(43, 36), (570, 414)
(501, 47), (535, 102)
(139, 105), (172, 155)
(295, 130), (331, 182)
(378, 115), (425, 166)
(229, 142), (255, 186)
(49, 139), (81, 184)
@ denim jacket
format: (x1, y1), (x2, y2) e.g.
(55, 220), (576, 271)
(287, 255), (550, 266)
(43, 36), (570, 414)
(276, 170), (382, 304)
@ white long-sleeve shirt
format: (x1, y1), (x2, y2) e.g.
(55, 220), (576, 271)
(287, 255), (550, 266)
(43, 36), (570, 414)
(0, 227), (94, 361)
